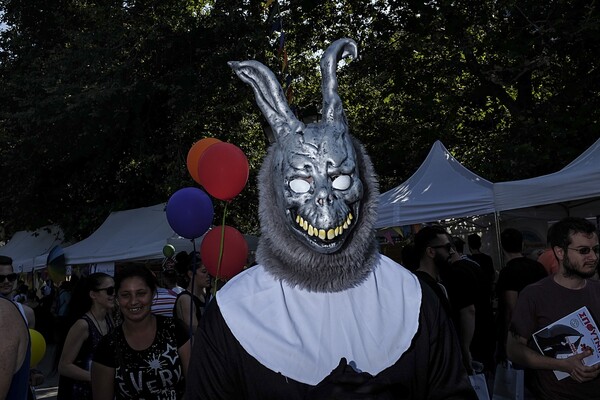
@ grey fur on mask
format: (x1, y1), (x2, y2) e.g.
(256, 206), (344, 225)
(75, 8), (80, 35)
(256, 137), (380, 292)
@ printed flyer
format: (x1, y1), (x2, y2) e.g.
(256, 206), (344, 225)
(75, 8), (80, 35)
(532, 306), (600, 380)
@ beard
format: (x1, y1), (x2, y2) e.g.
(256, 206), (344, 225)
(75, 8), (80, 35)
(562, 253), (597, 279)
(433, 252), (452, 272)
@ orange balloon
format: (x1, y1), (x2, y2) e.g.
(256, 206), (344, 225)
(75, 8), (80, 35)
(187, 138), (221, 184)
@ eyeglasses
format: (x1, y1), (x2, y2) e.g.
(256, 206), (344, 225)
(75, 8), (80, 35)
(94, 286), (115, 296)
(568, 246), (600, 255)
(430, 243), (453, 252)
(0, 273), (17, 283)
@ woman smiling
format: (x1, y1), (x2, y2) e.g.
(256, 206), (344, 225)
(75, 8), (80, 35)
(91, 265), (191, 400)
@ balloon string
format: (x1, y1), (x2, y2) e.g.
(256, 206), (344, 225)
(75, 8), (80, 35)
(189, 238), (197, 342)
(213, 201), (229, 298)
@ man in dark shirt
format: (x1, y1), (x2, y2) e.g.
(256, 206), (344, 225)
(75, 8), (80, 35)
(467, 233), (496, 302)
(444, 237), (494, 374)
(496, 228), (547, 361)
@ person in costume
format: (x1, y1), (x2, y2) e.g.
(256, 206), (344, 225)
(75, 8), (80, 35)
(186, 38), (476, 399)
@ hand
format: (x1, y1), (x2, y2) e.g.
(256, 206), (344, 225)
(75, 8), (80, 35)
(307, 358), (407, 399)
(562, 349), (600, 383)
(29, 369), (45, 386)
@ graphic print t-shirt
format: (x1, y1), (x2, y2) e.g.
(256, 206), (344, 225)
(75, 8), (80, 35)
(94, 315), (189, 400)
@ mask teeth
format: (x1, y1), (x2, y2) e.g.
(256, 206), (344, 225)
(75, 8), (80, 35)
(296, 212), (354, 240)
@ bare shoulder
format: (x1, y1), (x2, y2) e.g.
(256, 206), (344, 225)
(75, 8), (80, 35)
(0, 299), (21, 322)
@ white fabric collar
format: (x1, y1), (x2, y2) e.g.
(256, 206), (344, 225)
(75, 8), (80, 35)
(217, 254), (422, 385)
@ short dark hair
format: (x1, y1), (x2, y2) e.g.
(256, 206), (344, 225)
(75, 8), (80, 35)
(452, 237), (465, 253)
(414, 225), (449, 259)
(115, 265), (157, 294)
(501, 228), (523, 253)
(548, 217), (597, 249)
(467, 234), (482, 250)
(0, 255), (13, 265)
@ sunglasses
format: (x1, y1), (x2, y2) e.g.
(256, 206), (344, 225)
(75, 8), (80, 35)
(430, 243), (453, 252)
(94, 286), (115, 296)
(568, 246), (600, 256)
(0, 273), (17, 283)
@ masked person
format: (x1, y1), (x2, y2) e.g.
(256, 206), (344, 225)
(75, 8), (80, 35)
(186, 38), (476, 400)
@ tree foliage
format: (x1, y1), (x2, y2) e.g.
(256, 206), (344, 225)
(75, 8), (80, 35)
(0, 0), (598, 241)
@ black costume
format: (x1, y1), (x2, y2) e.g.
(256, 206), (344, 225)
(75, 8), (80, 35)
(187, 259), (476, 399)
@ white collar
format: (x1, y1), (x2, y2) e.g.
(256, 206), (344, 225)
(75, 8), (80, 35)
(217, 254), (421, 385)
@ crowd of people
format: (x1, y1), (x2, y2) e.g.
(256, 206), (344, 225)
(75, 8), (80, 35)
(2, 38), (600, 400)
(400, 217), (600, 399)
(2, 217), (599, 399)
(0, 250), (210, 400)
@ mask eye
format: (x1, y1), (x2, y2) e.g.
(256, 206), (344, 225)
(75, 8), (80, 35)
(332, 175), (351, 190)
(290, 179), (311, 193)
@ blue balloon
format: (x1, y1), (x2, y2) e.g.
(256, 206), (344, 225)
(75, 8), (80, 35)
(166, 187), (214, 239)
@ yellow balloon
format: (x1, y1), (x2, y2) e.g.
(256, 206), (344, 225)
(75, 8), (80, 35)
(29, 329), (46, 367)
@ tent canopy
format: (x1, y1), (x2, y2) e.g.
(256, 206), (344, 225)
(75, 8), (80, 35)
(41, 203), (259, 266)
(58, 203), (196, 265)
(494, 137), (600, 217)
(0, 226), (64, 273)
(375, 141), (495, 228)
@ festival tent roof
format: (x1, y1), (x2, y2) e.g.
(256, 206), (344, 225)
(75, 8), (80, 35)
(494, 137), (600, 218)
(0, 226), (64, 273)
(53, 203), (199, 265)
(375, 140), (496, 228)
(35, 203), (258, 267)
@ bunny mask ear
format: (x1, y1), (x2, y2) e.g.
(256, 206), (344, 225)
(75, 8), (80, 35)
(228, 60), (305, 142)
(231, 38), (379, 292)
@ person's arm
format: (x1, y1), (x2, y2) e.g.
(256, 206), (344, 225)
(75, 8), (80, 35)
(59, 319), (91, 381)
(178, 340), (192, 379)
(507, 331), (600, 382)
(458, 304), (475, 374)
(0, 301), (28, 398)
(497, 290), (518, 361)
(91, 362), (115, 400)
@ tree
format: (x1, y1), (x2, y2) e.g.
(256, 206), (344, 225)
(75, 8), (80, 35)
(1, 0), (598, 241)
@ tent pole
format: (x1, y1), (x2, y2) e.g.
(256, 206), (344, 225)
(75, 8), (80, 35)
(494, 211), (504, 273)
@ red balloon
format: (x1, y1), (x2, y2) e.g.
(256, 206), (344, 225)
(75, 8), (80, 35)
(201, 226), (248, 280)
(187, 138), (221, 185)
(197, 142), (249, 201)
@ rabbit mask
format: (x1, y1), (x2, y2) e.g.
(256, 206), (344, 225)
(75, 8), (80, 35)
(230, 39), (379, 292)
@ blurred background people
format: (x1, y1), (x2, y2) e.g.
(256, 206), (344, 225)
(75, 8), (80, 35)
(467, 233), (496, 302)
(495, 228), (547, 363)
(56, 273), (115, 399)
(174, 252), (211, 337)
(91, 265), (190, 400)
(443, 237), (495, 374)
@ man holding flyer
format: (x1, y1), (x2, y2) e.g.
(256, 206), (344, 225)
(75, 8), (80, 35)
(507, 217), (600, 399)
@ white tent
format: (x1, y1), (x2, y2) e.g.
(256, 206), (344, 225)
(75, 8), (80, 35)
(42, 203), (259, 266)
(494, 137), (600, 219)
(0, 226), (64, 273)
(59, 203), (197, 265)
(375, 141), (496, 228)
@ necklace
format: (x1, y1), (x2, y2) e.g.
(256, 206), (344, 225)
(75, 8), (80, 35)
(89, 311), (105, 336)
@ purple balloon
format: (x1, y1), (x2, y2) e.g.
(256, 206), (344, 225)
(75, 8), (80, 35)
(166, 187), (214, 239)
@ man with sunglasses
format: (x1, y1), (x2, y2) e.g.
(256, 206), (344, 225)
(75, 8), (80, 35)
(0, 256), (35, 327)
(413, 225), (455, 315)
(507, 217), (600, 399)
